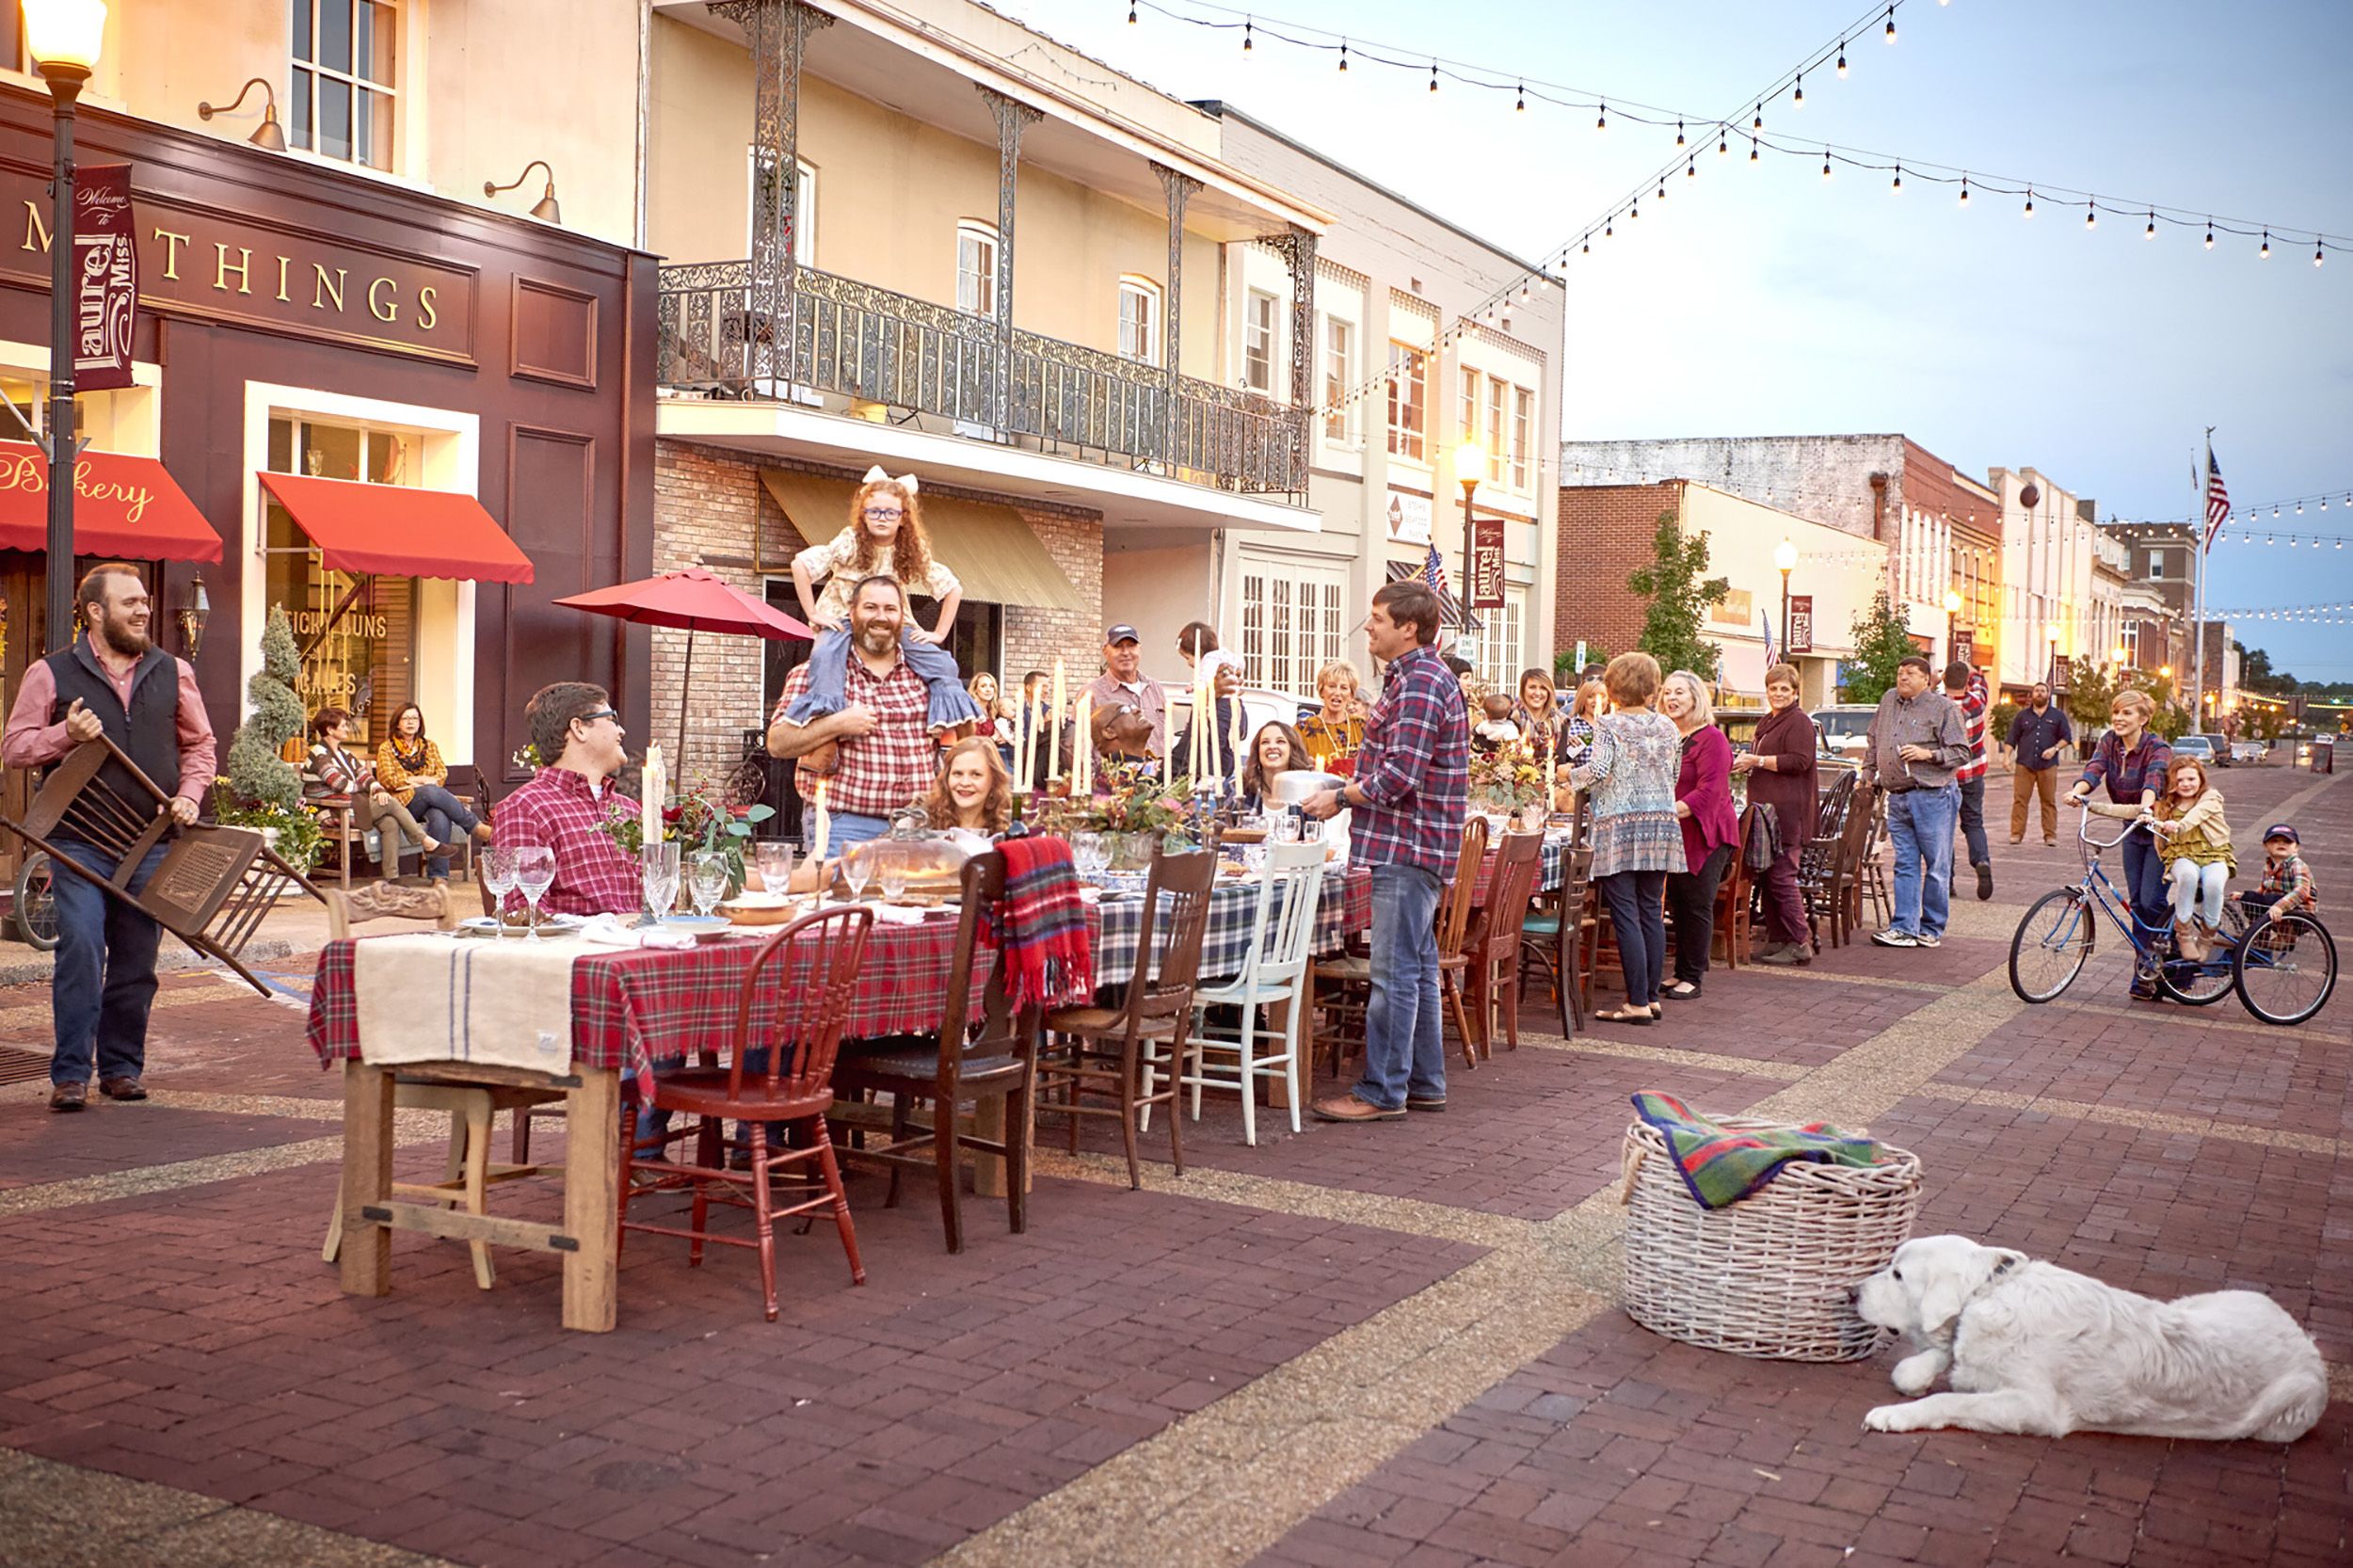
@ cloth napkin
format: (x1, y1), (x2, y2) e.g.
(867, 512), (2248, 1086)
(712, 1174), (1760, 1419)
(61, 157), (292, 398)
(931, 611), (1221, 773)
(1631, 1091), (1881, 1210)
(579, 914), (698, 951)
(983, 835), (1095, 1010)
(352, 932), (577, 1074)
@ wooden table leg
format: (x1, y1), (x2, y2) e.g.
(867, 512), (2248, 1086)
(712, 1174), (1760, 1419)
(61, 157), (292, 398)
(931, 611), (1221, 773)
(561, 1067), (619, 1333)
(338, 1062), (394, 1298)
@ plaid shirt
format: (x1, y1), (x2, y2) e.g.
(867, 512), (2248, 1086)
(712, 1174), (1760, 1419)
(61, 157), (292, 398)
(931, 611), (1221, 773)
(2256, 853), (2317, 918)
(1952, 672), (1990, 784)
(1348, 643), (1469, 874)
(2078, 729), (2172, 806)
(492, 766), (642, 918)
(776, 651), (936, 819)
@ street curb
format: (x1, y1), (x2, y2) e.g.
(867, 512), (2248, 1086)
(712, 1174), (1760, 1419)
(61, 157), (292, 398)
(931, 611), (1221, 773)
(0, 937), (299, 991)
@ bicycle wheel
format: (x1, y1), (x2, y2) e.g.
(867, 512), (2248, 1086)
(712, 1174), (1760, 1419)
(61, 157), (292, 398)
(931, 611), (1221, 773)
(2010, 888), (2095, 1002)
(2155, 907), (2239, 1005)
(2234, 913), (2336, 1026)
(11, 851), (59, 952)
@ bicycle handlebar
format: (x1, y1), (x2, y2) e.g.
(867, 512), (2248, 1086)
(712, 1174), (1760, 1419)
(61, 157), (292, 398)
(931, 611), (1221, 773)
(2075, 808), (2155, 850)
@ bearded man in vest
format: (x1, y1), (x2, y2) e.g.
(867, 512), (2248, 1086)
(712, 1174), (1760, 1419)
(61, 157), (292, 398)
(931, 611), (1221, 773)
(3, 564), (216, 1111)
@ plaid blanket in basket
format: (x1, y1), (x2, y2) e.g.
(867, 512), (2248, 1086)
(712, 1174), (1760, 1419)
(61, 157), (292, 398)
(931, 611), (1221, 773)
(1632, 1091), (1881, 1210)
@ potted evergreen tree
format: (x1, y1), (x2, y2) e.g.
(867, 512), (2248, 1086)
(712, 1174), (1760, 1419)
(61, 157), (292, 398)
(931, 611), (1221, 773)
(216, 607), (323, 867)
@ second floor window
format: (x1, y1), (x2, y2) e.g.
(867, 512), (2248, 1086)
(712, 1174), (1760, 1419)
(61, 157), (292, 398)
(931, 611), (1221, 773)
(1243, 290), (1278, 394)
(1386, 344), (1426, 462)
(1321, 316), (1355, 443)
(1512, 386), (1533, 488)
(747, 152), (817, 266)
(1118, 279), (1160, 365)
(956, 222), (999, 317)
(292, 1), (398, 171)
(1458, 366), (1481, 456)
(1485, 377), (1509, 482)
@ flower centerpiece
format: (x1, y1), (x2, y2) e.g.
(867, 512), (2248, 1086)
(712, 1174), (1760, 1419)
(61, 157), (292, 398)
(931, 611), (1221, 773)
(1069, 760), (1198, 868)
(599, 775), (775, 893)
(1468, 740), (1547, 824)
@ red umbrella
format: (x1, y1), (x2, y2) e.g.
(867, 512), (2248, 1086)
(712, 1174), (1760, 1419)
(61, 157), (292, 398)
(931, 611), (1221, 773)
(552, 567), (814, 760)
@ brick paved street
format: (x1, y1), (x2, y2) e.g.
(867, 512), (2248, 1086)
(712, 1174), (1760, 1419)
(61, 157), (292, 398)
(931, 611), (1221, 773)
(0, 762), (2345, 1568)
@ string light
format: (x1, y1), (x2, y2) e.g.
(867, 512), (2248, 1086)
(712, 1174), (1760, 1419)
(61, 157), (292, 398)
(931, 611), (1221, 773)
(1675, 120), (1685, 147)
(1128, 4), (1137, 22)
(2085, 201), (2096, 230)
(1891, 163), (1902, 193)
(2261, 228), (2271, 258)
(1822, 147), (1833, 180)
(1884, 5), (1897, 42)
(1515, 83), (1525, 112)
(1753, 103), (1764, 132)
(1959, 175), (1969, 205)
(1718, 129), (1728, 155)
(1795, 72), (1804, 107)
(2318, 242), (2327, 267)
(1750, 136), (1759, 163)
(1337, 39), (1346, 71)
(1836, 40), (1849, 76)
(1687, 155), (1696, 179)
(1428, 59), (1437, 93)
(1596, 101), (1607, 130)
(2205, 222), (2215, 249)
(1242, 17), (1252, 53)
(2145, 211), (2156, 239)
(2024, 186), (2035, 219)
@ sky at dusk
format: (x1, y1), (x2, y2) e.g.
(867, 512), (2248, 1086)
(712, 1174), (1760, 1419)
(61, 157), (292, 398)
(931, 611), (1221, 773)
(1002, 0), (2353, 680)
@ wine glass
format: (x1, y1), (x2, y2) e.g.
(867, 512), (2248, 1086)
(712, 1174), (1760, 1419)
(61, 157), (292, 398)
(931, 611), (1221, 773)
(512, 846), (556, 939)
(878, 844), (911, 904)
(640, 840), (680, 926)
(480, 848), (518, 937)
(1072, 830), (1108, 885)
(840, 842), (873, 902)
(753, 840), (794, 897)
(688, 852), (728, 919)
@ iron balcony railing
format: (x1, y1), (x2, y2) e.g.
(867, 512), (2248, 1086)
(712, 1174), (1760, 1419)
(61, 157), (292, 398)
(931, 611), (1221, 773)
(657, 260), (1305, 497)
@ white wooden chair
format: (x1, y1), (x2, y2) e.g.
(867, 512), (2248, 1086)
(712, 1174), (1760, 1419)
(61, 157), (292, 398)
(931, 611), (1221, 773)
(317, 881), (560, 1288)
(1173, 841), (1327, 1145)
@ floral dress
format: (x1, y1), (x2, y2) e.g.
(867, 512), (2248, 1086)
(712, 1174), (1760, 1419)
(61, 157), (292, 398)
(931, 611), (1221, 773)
(1570, 710), (1688, 878)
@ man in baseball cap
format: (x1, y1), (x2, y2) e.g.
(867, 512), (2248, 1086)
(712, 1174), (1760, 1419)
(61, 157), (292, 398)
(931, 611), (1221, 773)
(1084, 621), (1166, 763)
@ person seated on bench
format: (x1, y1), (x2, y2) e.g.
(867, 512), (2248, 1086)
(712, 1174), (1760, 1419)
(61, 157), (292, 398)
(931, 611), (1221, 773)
(311, 707), (440, 884)
(376, 702), (493, 882)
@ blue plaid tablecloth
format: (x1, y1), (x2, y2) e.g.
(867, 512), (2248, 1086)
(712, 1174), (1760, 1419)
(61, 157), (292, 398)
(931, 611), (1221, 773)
(1465, 828), (1575, 901)
(1094, 864), (1370, 989)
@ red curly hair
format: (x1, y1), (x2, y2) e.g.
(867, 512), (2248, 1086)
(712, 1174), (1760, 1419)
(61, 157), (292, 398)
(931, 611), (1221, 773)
(846, 477), (934, 589)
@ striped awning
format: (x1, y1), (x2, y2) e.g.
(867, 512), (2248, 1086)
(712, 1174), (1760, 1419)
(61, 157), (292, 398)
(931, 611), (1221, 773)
(1384, 559), (1480, 632)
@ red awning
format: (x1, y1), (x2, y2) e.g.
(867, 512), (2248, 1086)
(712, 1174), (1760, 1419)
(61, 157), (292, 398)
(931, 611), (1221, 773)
(0, 440), (222, 562)
(258, 472), (535, 584)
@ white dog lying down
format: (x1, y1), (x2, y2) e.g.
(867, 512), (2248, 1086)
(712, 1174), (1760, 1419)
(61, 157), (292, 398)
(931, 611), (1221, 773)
(1853, 1235), (2329, 1442)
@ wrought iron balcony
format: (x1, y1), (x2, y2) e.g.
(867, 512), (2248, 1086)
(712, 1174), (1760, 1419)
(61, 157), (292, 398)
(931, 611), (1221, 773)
(658, 260), (1306, 497)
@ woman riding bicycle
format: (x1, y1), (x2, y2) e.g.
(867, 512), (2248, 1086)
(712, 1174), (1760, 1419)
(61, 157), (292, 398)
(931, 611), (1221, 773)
(2065, 689), (2170, 998)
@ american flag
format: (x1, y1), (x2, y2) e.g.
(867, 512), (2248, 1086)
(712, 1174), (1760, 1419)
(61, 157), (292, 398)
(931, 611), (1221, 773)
(1422, 540), (1448, 597)
(1761, 608), (1776, 669)
(2204, 450), (2231, 552)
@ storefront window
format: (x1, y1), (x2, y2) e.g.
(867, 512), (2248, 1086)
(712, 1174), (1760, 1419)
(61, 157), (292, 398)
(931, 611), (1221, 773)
(291, 1), (399, 171)
(264, 414), (419, 746)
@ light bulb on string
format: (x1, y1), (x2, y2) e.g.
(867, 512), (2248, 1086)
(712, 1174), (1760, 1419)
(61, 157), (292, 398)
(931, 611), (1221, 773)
(1428, 61), (1438, 93)
(2085, 202), (2097, 231)
(1718, 129), (1728, 156)
(2274, 504), (2281, 518)
(1657, 178), (1667, 200)
(1337, 40), (1347, 72)
(2204, 221), (2215, 249)
(1795, 72), (1804, 107)
(2261, 229), (2271, 259)
(1597, 102), (1607, 131)
(2317, 242), (2327, 268)
(2145, 211), (2156, 239)
(1630, 200), (1640, 219)
(1892, 164), (1902, 194)
(1128, 4), (1136, 22)
(1753, 103), (1764, 131)
(1836, 40), (1849, 76)
(1581, 233), (1591, 254)
(1821, 148), (1833, 180)
(1687, 156), (1696, 179)
(2024, 187), (2035, 219)
(1675, 120), (1685, 147)
(1959, 175), (1970, 206)
(1750, 136), (1759, 163)
(2297, 502), (2304, 514)
(1242, 19), (1252, 55)
(1884, 6), (1897, 42)
(1515, 85), (1525, 112)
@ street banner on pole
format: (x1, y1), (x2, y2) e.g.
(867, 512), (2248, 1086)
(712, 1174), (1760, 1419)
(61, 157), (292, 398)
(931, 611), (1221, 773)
(72, 164), (137, 392)
(1466, 515), (1505, 611)
(1787, 595), (1815, 655)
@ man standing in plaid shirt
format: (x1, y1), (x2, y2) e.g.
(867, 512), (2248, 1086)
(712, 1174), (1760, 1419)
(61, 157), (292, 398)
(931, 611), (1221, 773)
(1304, 581), (1468, 1121)
(768, 575), (942, 856)
(1944, 662), (1994, 900)
(493, 682), (643, 917)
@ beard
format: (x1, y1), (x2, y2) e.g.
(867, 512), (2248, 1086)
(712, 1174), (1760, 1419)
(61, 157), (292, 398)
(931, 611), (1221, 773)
(855, 620), (900, 657)
(101, 610), (151, 656)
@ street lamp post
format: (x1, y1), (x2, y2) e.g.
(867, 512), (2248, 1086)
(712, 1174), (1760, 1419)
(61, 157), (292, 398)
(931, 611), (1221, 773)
(1773, 536), (1797, 664)
(1453, 440), (1483, 648)
(24, 0), (108, 654)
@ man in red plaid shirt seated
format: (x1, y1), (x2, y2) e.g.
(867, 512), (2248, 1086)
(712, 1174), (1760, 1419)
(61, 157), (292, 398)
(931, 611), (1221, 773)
(492, 682), (643, 917)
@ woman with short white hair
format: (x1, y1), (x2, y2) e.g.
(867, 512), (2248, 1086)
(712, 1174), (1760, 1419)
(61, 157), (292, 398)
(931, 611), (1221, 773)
(1659, 669), (1740, 1000)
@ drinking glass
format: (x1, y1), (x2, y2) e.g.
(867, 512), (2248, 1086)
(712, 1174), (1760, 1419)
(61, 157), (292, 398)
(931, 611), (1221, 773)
(1072, 830), (1108, 884)
(640, 840), (680, 926)
(840, 842), (873, 901)
(1272, 812), (1302, 845)
(1298, 815), (1324, 843)
(688, 852), (728, 919)
(512, 846), (556, 939)
(878, 846), (911, 904)
(753, 840), (794, 896)
(480, 848), (518, 936)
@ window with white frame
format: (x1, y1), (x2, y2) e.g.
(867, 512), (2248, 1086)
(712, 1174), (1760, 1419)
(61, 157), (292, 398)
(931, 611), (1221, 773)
(1321, 315), (1355, 444)
(1117, 278), (1160, 364)
(1238, 559), (1349, 699)
(1458, 365), (1481, 456)
(291, 1), (399, 170)
(1468, 586), (1528, 687)
(1485, 377), (1509, 482)
(1386, 343), (1426, 461)
(955, 221), (999, 317)
(747, 153), (817, 266)
(1512, 386), (1533, 489)
(1242, 290), (1278, 394)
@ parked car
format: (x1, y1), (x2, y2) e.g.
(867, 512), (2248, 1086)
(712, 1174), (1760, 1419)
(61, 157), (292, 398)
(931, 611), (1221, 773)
(2192, 732), (2233, 767)
(2231, 739), (2266, 764)
(2171, 734), (2216, 767)
(1812, 705), (1879, 763)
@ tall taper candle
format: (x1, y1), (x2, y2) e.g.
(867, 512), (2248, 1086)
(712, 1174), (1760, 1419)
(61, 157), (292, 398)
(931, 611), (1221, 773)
(1048, 659), (1065, 783)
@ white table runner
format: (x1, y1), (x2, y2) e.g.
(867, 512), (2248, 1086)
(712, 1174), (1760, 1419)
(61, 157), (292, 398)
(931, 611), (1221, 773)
(351, 934), (579, 1075)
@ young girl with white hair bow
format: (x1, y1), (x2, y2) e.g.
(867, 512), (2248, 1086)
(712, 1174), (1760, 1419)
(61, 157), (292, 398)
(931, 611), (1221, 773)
(781, 466), (984, 739)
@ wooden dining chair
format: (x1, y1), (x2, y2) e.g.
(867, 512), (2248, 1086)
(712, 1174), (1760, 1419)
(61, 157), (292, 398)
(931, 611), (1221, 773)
(1521, 803), (1593, 1040)
(833, 852), (1039, 1253)
(1313, 816), (1489, 1078)
(618, 906), (873, 1321)
(1711, 807), (1759, 970)
(1463, 830), (1545, 1062)
(1033, 847), (1216, 1189)
(1176, 840), (1326, 1145)
(317, 881), (561, 1290)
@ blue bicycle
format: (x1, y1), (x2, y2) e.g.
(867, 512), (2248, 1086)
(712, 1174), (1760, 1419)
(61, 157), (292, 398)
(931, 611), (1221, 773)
(2009, 812), (2336, 1025)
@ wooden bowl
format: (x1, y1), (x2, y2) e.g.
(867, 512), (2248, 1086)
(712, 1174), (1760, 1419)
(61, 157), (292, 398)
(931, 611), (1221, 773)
(720, 900), (796, 926)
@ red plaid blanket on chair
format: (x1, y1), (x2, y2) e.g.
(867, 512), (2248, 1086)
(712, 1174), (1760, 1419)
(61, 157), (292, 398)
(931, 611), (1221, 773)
(983, 835), (1095, 1010)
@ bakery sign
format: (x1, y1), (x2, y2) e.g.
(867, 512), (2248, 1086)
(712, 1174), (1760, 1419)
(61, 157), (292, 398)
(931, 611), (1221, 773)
(6, 172), (475, 366)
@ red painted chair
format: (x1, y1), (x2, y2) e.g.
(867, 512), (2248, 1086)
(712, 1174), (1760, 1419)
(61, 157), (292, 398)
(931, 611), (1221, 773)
(618, 906), (873, 1320)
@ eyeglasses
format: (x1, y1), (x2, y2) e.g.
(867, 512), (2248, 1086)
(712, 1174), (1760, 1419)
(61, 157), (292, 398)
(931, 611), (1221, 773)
(862, 507), (904, 520)
(573, 709), (620, 727)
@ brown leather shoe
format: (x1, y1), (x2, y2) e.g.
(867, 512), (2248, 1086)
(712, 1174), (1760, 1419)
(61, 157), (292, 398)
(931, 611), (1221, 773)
(98, 1076), (148, 1102)
(1310, 1093), (1404, 1123)
(48, 1080), (87, 1112)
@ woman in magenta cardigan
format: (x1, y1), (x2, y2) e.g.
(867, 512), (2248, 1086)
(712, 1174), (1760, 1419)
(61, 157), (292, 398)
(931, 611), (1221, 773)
(1659, 670), (1740, 1000)
(1733, 663), (1819, 965)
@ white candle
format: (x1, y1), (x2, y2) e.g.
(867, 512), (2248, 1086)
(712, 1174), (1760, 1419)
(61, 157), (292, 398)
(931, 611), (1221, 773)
(641, 744), (663, 845)
(1229, 684), (1246, 797)
(809, 777), (830, 866)
(1193, 672), (1209, 784)
(1048, 659), (1065, 783)
(1017, 691), (1033, 785)
(1075, 692), (1093, 794)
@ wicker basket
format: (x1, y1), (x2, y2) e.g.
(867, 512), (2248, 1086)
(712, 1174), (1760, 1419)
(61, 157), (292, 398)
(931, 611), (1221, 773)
(1618, 1116), (1922, 1362)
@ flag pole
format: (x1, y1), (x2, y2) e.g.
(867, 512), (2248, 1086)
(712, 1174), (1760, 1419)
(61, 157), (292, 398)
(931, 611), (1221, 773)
(2193, 428), (2213, 727)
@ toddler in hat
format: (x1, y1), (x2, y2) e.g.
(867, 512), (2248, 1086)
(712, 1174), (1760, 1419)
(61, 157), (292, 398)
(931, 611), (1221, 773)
(2238, 823), (2318, 927)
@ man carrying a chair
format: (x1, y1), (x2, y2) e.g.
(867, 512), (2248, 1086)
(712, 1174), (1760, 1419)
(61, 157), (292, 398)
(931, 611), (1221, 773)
(4, 564), (217, 1112)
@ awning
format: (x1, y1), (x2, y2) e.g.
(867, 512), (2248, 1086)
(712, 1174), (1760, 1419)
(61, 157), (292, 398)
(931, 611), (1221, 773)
(1385, 558), (1481, 632)
(258, 472), (534, 584)
(757, 467), (1084, 614)
(0, 440), (221, 562)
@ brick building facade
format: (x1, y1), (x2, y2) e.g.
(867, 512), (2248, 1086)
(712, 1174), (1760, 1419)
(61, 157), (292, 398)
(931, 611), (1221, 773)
(1554, 481), (1683, 664)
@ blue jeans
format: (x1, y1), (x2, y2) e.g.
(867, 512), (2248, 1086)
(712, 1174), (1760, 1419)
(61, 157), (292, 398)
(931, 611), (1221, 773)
(1598, 870), (1669, 1007)
(2119, 828), (2169, 945)
(1356, 863), (1445, 1111)
(1886, 785), (1959, 939)
(49, 839), (169, 1085)
(406, 781), (480, 879)
(806, 810), (891, 858)
(782, 626), (983, 733)
(1956, 776), (1989, 868)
